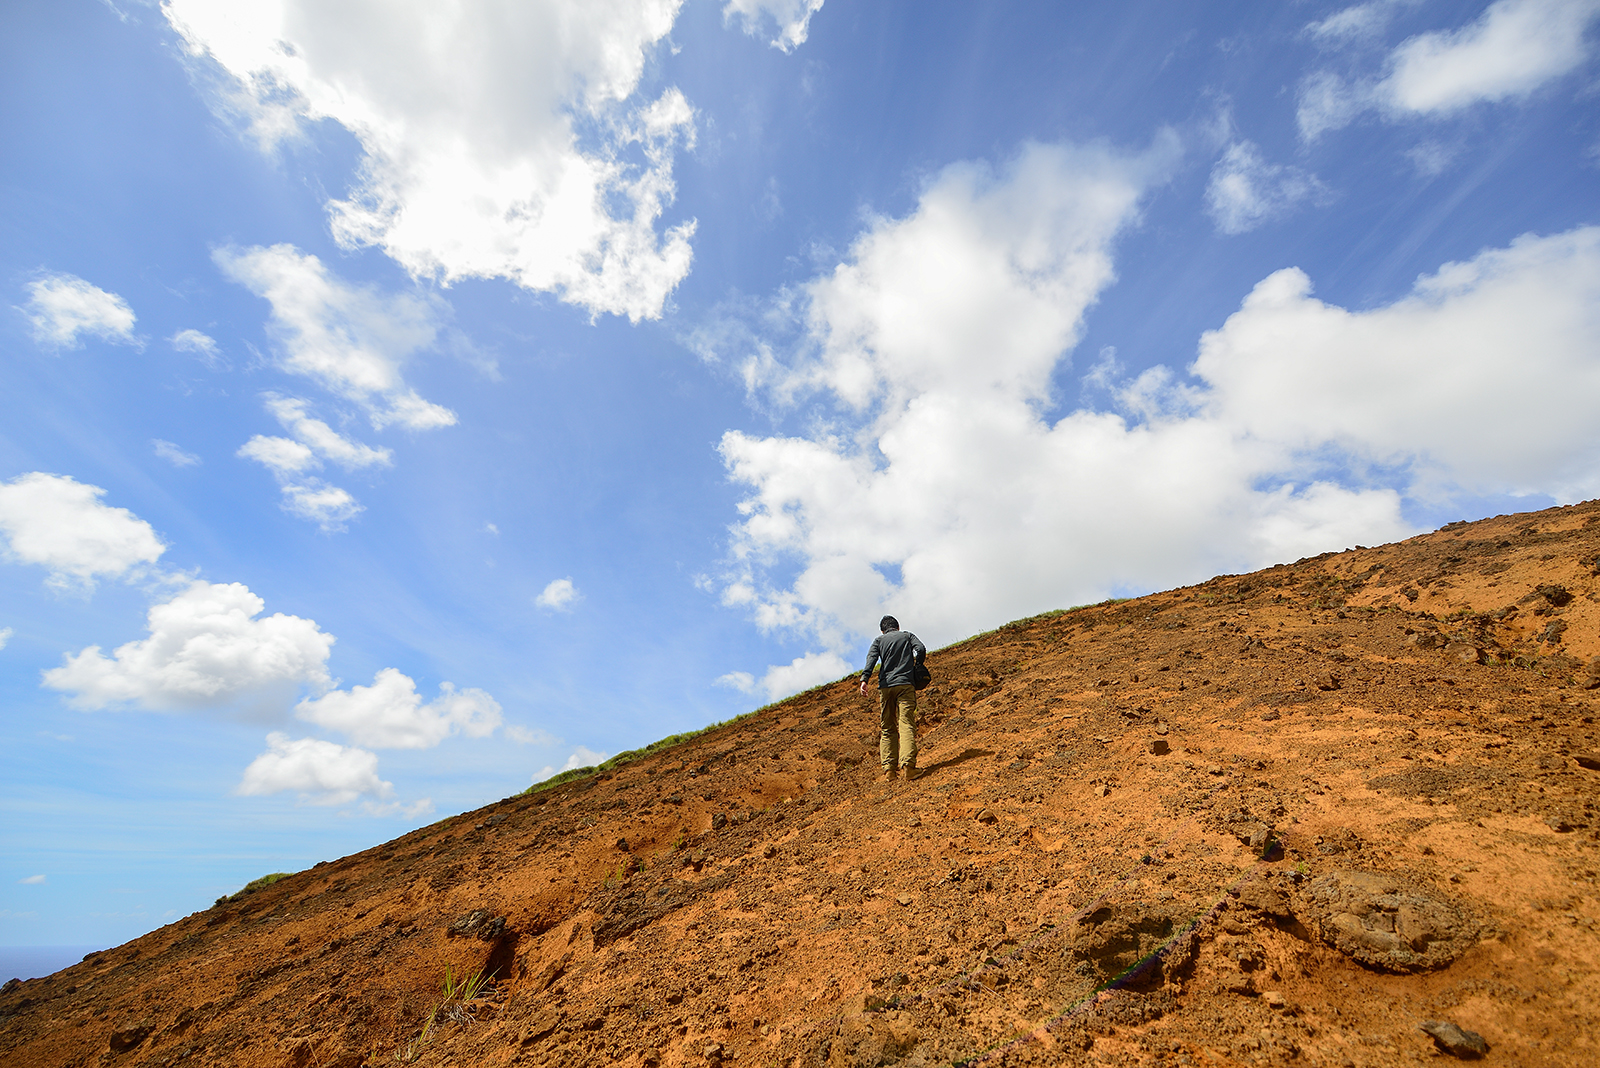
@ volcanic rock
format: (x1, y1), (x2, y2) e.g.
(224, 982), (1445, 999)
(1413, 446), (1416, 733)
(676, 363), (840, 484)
(1420, 1019), (1490, 1058)
(1294, 870), (1473, 972)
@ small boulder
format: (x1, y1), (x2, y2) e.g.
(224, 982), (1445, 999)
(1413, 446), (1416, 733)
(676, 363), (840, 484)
(1149, 739), (1170, 756)
(108, 1021), (154, 1053)
(1294, 870), (1473, 972)
(1420, 1020), (1489, 1059)
(447, 908), (508, 941)
(1574, 753), (1600, 771)
(975, 808), (999, 824)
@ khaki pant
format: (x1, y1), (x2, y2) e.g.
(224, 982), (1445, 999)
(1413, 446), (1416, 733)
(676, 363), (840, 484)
(878, 684), (918, 773)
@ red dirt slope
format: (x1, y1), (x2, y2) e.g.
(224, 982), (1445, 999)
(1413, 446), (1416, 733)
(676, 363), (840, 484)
(3, 501), (1599, 1068)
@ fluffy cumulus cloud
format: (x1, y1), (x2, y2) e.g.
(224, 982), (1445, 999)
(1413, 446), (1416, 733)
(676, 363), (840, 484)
(166, 0), (697, 321)
(43, 580), (335, 717)
(22, 272), (139, 349)
(0, 473), (166, 589)
(1194, 226), (1600, 501)
(215, 244), (455, 430)
(236, 732), (393, 806)
(1205, 141), (1330, 234)
(713, 137), (1600, 699)
(295, 667), (502, 749)
(723, 0), (825, 52)
(1299, 0), (1600, 139)
(534, 577), (580, 611)
(716, 649), (851, 701)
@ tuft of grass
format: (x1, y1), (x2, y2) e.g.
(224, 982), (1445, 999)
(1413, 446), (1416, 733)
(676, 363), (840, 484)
(401, 965), (497, 1062)
(218, 871), (295, 906)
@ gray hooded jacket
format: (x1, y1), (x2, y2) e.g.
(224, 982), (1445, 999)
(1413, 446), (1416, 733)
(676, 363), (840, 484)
(861, 629), (926, 689)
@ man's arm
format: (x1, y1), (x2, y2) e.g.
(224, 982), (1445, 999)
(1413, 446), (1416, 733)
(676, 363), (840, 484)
(858, 636), (882, 695)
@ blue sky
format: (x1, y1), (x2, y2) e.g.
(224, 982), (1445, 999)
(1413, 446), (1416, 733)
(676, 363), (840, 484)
(2, 0), (1598, 953)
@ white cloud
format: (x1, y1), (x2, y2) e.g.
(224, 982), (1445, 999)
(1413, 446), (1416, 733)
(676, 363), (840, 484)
(714, 670), (756, 692)
(717, 650), (850, 702)
(361, 797), (435, 819)
(714, 137), (1600, 699)
(505, 724), (556, 745)
(262, 395), (392, 469)
(236, 732), (393, 805)
(238, 435), (318, 477)
(237, 395), (387, 530)
(1299, 0), (1600, 137)
(214, 244), (456, 430)
(1404, 139), (1458, 176)
(43, 580), (335, 716)
(1205, 141), (1331, 234)
(166, 0), (697, 322)
(0, 627), (12, 650)
(280, 480), (363, 529)
(724, 0), (825, 52)
(170, 328), (225, 368)
(1384, 0), (1600, 114)
(535, 577), (580, 611)
(0, 473), (167, 589)
(295, 667), (502, 749)
(236, 429), (363, 529)
(534, 745), (608, 783)
(22, 273), (139, 349)
(1295, 71), (1370, 141)
(152, 440), (202, 468)
(1306, 0), (1411, 45)
(18, 875), (45, 885)
(1194, 226), (1600, 500)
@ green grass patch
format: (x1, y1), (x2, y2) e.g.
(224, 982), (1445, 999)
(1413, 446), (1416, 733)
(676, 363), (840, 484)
(216, 871), (295, 906)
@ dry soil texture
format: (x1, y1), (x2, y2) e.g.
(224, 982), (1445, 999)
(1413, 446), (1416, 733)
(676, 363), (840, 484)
(5, 501), (1600, 1068)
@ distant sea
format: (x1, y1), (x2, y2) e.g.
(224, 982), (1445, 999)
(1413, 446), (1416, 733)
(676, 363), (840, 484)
(0, 946), (104, 983)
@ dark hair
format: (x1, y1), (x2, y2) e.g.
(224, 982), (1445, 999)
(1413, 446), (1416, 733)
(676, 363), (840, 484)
(879, 615), (899, 632)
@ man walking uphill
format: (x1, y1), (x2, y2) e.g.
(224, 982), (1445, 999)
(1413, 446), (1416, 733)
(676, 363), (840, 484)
(859, 616), (927, 782)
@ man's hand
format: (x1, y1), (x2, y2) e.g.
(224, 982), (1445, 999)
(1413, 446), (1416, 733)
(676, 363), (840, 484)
(858, 679), (868, 696)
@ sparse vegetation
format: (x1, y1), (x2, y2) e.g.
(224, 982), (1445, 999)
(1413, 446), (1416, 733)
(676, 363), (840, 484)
(401, 965), (497, 1062)
(216, 871), (295, 906)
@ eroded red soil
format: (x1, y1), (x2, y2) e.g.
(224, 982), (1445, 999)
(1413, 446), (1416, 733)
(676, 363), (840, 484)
(4, 501), (1599, 1068)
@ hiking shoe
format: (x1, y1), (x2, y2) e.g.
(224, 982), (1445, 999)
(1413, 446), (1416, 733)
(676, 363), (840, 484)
(902, 767), (920, 782)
